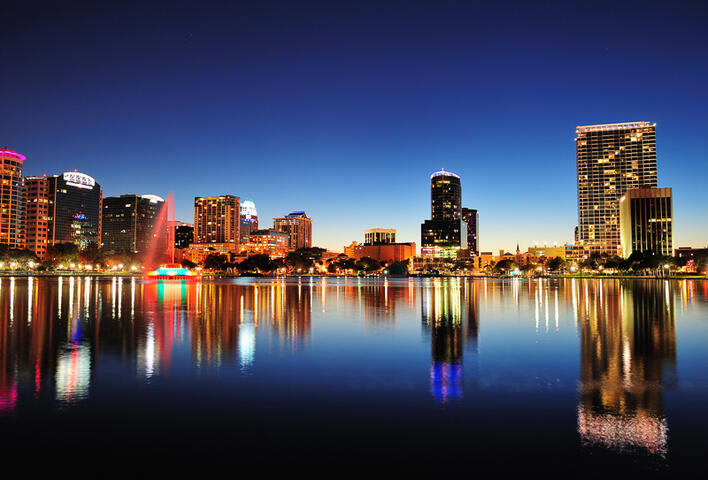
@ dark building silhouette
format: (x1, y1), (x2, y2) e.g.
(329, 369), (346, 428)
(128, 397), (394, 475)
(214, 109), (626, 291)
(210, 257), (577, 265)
(102, 194), (166, 253)
(421, 170), (467, 257)
(174, 224), (194, 249)
(461, 207), (479, 256)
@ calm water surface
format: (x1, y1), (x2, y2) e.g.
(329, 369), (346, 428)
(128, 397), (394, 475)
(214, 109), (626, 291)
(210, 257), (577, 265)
(1, 276), (707, 472)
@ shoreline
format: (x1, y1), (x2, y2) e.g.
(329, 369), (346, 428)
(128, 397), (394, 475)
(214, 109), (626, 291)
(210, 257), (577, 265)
(1, 272), (705, 280)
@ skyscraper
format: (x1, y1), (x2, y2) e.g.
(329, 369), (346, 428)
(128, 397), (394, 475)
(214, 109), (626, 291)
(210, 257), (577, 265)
(239, 199), (258, 243)
(421, 169), (467, 257)
(576, 122), (658, 256)
(50, 172), (103, 249)
(620, 187), (673, 258)
(273, 211), (312, 250)
(430, 169), (461, 221)
(461, 208), (478, 256)
(193, 195), (240, 245)
(24, 171), (103, 255)
(102, 194), (166, 254)
(24, 176), (51, 258)
(0, 149), (25, 250)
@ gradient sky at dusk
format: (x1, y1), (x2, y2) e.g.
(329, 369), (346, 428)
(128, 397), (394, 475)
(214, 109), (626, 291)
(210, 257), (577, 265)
(2, 0), (707, 253)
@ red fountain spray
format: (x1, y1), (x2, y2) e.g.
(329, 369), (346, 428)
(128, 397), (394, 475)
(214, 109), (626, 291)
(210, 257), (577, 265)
(142, 192), (175, 270)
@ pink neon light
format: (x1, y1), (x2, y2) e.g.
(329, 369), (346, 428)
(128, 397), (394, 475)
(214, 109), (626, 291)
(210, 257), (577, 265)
(0, 149), (26, 162)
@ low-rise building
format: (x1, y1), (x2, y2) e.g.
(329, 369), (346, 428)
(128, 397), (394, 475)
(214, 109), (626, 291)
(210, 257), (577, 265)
(186, 242), (238, 264)
(344, 241), (416, 264)
(239, 229), (289, 257)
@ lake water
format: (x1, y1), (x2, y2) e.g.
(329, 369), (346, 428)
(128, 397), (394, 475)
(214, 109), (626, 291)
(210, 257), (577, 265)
(1, 276), (706, 472)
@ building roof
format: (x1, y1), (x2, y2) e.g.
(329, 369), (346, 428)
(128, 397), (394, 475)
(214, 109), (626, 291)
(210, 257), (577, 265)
(430, 168), (460, 179)
(576, 121), (654, 133)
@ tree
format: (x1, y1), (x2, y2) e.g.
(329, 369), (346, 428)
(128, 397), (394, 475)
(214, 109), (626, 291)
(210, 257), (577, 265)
(45, 243), (79, 266)
(385, 261), (408, 275)
(493, 259), (516, 273)
(546, 256), (566, 272)
(580, 258), (598, 271)
(0, 246), (40, 269)
(285, 251), (314, 271)
(204, 254), (228, 271)
(355, 256), (381, 273)
(238, 254), (275, 273)
(181, 259), (197, 269)
(603, 255), (627, 271)
(521, 262), (538, 274)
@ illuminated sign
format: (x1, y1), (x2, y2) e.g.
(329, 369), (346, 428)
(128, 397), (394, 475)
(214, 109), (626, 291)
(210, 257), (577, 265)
(73, 213), (88, 220)
(141, 194), (164, 204)
(63, 172), (95, 189)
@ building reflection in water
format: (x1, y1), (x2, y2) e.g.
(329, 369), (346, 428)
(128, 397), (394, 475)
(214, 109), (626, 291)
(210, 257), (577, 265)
(576, 280), (676, 456)
(422, 278), (479, 403)
(138, 279), (312, 373)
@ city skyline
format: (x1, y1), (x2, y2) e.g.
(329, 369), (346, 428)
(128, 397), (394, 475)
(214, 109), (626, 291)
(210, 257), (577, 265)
(2, 1), (707, 253)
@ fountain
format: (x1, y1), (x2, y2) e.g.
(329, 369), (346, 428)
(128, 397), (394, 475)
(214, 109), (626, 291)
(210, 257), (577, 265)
(142, 192), (198, 280)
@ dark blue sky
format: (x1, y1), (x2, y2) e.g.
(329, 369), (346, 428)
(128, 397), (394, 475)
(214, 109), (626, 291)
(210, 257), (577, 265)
(2, 0), (707, 252)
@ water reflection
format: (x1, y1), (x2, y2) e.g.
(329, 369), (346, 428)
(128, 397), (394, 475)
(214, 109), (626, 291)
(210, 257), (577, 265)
(576, 280), (676, 456)
(422, 278), (479, 403)
(0, 275), (706, 471)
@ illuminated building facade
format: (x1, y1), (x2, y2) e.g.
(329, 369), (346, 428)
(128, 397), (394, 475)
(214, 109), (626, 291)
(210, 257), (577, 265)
(194, 195), (240, 245)
(24, 176), (50, 258)
(0, 149), (25, 249)
(344, 241), (416, 263)
(364, 228), (396, 245)
(102, 194), (166, 253)
(186, 242), (237, 264)
(241, 229), (289, 257)
(527, 245), (566, 259)
(619, 187), (673, 258)
(461, 208), (478, 256)
(421, 170), (467, 258)
(576, 122), (658, 256)
(273, 211), (312, 250)
(50, 172), (103, 249)
(25, 171), (102, 253)
(239, 199), (258, 243)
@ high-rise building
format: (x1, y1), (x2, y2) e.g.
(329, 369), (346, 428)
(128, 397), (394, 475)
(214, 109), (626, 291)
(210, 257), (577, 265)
(576, 122), (658, 256)
(0, 149), (25, 250)
(620, 187), (673, 258)
(24, 171), (103, 255)
(461, 208), (478, 256)
(24, 176), (50, 258)
(102, 194), (166, 253)
(239, 199), (258, 243)
(193, 195), (240, 245)
(50, 172), (103, 249)
(421, 170), (467, 257)
(273, 211), (312, 250)
(364, 228), (396, 245)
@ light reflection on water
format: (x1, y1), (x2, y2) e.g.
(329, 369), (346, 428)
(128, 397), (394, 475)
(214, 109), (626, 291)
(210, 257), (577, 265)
(0, 275), (706, 470)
